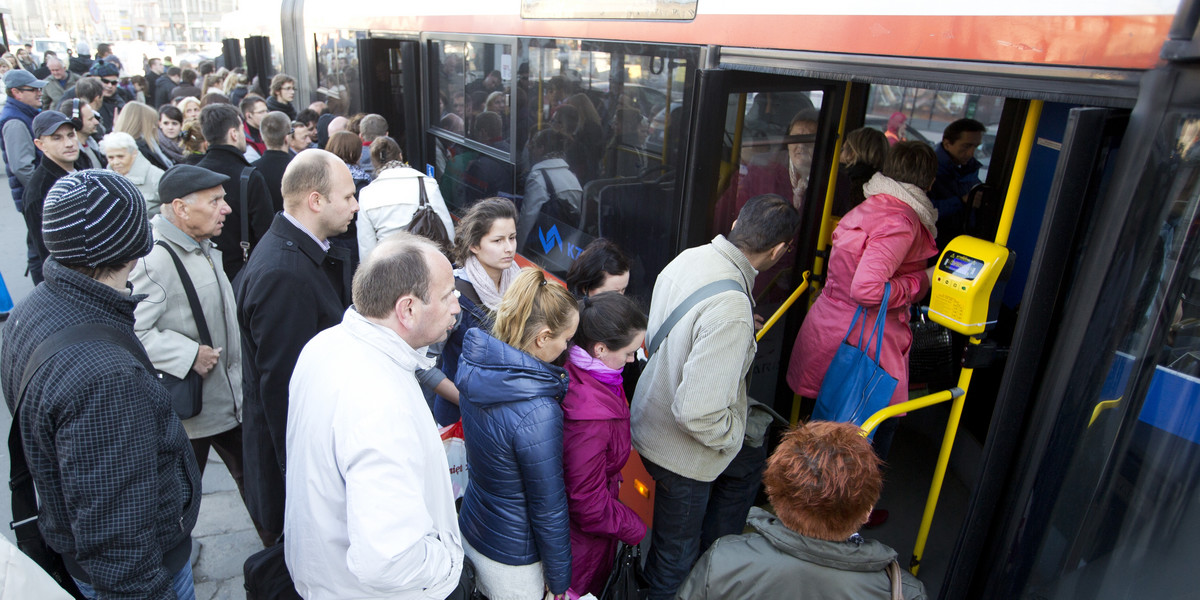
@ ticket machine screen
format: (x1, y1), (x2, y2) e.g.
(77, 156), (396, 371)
(939, 251), (985, 281)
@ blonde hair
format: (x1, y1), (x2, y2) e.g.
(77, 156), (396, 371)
(493, 268), (578, 355)
(114, 101), (162, 153)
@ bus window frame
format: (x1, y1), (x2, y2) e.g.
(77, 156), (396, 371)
(422, 32), (519, 161)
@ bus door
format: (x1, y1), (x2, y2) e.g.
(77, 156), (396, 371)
(684, 69), (842, 416)
(357, 38), (422, 170)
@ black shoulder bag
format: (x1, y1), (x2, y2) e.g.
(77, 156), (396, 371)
(539, 168), (581, 227)
(240, 166), (254, 262)
(9, 324), (156, 599)
(405, 175), (452, 252)
(154, 240), (213, 419)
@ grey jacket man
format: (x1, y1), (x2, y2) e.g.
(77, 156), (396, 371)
(130, 214), (243, 439)
(41, 71), (80, 111)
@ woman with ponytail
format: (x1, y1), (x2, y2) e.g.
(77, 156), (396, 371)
(426, 197), (522, 426)
(456, 268), (579, 600)
(562, 292), (649, 594)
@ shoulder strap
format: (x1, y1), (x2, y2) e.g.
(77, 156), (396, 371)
(10, 324), (152, 542)
(647, 279), (746, 359)
(417, 174), (429, 208)
(886, 560), (904, 600)
(239, 166), (253, 261)
(541, 168), (558, 202)
(155, 241), (213, 347)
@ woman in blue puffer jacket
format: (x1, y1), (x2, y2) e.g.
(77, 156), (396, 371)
(456, 267), (579, 600)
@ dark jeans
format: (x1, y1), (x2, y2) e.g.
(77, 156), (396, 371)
(189, 425), (273, 544)
(872, 417), (900, 463)
(641, 442), (768, 600)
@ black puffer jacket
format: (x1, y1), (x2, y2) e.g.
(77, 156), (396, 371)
(1, 259), (201, 600)
(678, 507), (927, 600)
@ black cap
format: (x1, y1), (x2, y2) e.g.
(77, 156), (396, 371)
(158, 165), (230, 205)
(32, 111), (77, 138)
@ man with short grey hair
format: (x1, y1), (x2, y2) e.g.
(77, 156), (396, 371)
(286, 233), (465, 599)
(236, 149), (358, 545)
(41, 56), (79, 110)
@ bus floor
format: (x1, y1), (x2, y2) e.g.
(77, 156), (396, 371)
(866, 400), (978, 600)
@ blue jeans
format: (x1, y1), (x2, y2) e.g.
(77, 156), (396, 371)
(74, 560), (195, 600)
(642, 442), (767, 600)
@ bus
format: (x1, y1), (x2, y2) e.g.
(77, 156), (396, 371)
(251, 1), (1199, 597)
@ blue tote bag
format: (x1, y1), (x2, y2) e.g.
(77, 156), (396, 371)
(812, 282), (897, 439)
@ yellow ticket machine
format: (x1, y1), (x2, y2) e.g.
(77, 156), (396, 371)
(928, 236), (1016, 336)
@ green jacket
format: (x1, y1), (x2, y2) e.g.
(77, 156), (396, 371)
(677, 508), (927, 599)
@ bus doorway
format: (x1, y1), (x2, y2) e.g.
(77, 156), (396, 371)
(356, 37), (423, 170)
(686, 62), (1134, 598)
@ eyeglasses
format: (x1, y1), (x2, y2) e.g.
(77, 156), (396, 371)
(15, 86), (40, 93)
(100, 79), (118, 86)
(786, 240), (796, 253)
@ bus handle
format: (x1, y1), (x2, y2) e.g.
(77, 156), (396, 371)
(756, 271), (811, 342)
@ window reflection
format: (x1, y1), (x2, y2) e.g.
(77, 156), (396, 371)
(427, 36), (695, 297)
(314, 30), (363, 115)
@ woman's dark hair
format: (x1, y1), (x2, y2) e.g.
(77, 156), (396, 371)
(326, 131), (362, 165)
(881, 141), (938, 188)
(453, 197), (519, 265)
(575, 292), (647, 357)
(158, 104), (184, 124)
(200, 92), (231, 107)
(369, 136), (403, 172)
(565, 238), (631, 296)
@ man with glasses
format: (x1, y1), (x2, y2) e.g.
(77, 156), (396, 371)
(88, 62), (125, 134)
(1, 70), (47, 281)
(240, 96), (269, 162)
(266, 74), (297, 120)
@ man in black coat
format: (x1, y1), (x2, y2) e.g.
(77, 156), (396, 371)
(195, 103), (275, 282)
(155, 66), (181, 108)
(24, 111), (80, 285)
(89, 62), (125, 134)
(235, 149), (357, 545)
(144, 57), (164, 105)
(252, 111), (294, 213)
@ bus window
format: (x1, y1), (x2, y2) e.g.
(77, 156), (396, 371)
(865, 85), (1003, 179)
(714, 90), (822, 302)
(313, 30), (365, 115)
(461, 42), (513, 153)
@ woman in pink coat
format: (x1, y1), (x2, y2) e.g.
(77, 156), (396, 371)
(787, 141), (940, 460)
(562, 292), (649, 595)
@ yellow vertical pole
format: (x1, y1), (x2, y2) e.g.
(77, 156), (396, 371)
(811, 82), (852, 298)
(909, 99), (1043, 574)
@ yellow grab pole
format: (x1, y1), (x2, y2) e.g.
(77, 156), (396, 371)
(859, 387), (963, 437)
(717, 94), (748, 197)
(910, 339), (978, 574)
(756, 272), (811, 342)
(994, 100), (1043, 247)
(811, 82), (853, 303)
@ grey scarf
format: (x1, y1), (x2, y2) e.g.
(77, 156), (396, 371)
(862, 172), (938, 239)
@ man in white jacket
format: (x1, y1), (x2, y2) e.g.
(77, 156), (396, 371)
(285, 232), (466, 599)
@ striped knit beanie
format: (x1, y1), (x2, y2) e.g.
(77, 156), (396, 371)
(42, 170), (153, 268)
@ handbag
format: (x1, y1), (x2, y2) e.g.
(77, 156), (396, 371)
(886, 560), (904, 600)
(812, 282), (898, 439)
(406, 175), (453, 252)
(599, 542), (649, 600)
(243, 538), (302, 600)
(908, 305), (955, 391)
(154, 241), (213, 420)
(10, 323), (158, 600)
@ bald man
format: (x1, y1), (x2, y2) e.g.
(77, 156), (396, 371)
(234, 149), (358, 545)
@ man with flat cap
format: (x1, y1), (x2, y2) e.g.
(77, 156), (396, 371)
(24, 110), (79, 285)
(1, 170), (202, 600)
(130, 164), (262, 539)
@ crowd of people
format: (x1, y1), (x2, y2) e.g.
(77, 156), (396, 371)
(0, 46), (994, 600)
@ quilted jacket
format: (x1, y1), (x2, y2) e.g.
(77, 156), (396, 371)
(455, 328), (572, 595)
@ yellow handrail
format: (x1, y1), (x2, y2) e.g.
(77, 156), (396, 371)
(859, 387), (963, 436)
(994, 100), (1043, 247)
(756, 271), (811, 342)
(810, 82), (853, 303)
